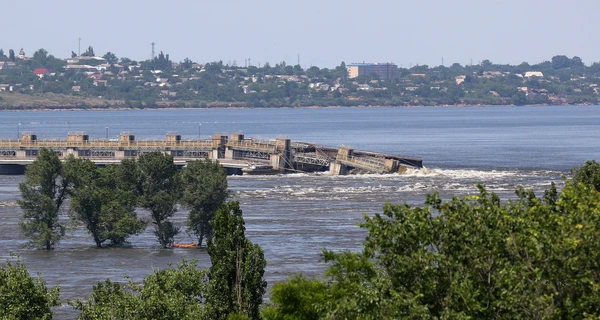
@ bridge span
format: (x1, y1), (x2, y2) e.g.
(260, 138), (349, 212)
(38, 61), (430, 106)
(0, 132), (422, 175)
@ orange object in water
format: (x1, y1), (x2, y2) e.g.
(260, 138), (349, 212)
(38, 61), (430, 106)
(171, 243), (199, 248)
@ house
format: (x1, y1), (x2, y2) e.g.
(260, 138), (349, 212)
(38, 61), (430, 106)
(33, 68), (49, 78)
(525, 71), (543, 78)
(0, 61), (17, 69)
(72, 86), (81, 92)
(88, 73), (103, 80)
(455, 75), (467, 85)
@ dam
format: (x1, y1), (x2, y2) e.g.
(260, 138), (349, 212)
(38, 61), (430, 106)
(0, 132), (423, 175)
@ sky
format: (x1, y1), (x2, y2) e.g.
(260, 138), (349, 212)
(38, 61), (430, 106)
(3, 0), (599, 68)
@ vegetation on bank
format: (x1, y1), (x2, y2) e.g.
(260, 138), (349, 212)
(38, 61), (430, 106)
(1, 47), (599, 109)
(3, 156), (600, 318)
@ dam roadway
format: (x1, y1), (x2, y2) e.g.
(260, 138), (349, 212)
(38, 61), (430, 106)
(0, 132), (422, 175)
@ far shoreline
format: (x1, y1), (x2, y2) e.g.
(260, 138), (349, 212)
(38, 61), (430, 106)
(0, 103), (598, 112)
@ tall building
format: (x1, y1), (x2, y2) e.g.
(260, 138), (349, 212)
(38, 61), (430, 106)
(347, 63), (398, 79)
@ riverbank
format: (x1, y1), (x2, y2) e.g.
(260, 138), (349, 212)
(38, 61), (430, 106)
(1, 92), (598, 111)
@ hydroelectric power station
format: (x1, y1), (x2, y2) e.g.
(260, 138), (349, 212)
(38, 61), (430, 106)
(0, 132), (422, 175)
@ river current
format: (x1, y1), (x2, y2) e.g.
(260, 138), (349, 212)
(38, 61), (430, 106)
(0, 105), (599, 316)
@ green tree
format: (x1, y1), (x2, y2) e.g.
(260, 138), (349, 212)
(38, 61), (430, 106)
(72, 259), (207, 319)
(181, 159), (229, 246)
(206, 202), (267, 320)
(571, 160), (600, 191)
(265, 166), (600, 318)
(64, 158), (146, 248)
(102, 52), (118, 64)
(8, 48), (15, 62)
(82, 46), (95, 57)
(0, 257), (60, 319)
(18, 148), (69, 250)
(262, 275), (329, 320)
(137, 152), (180, 248)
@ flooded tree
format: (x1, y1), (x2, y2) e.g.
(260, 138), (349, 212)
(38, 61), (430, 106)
(181, 158), (228, 246)
(137, 152), (180, 248)
(64, 158), (146, 248)
(18, 148), (69, 250)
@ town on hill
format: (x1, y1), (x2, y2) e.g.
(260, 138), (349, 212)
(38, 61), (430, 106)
(0, 46), (598, 109)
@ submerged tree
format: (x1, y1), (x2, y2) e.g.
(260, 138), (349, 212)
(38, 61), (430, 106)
(64, 158), (146, 248)
(181, 158), (228, 246)
(206, 201), (267, 320)
(0, 257), (60, 319)
(18, 148), (69, 250)
(137, 152), (180, 248)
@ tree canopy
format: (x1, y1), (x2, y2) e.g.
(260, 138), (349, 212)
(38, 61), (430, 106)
(264, 168), (600, 319)
(0, 257), (60, 320)
(137, 152), (181, 248)
(64, 157), (146, 248)
(181, 158), (229, 246)
(18, 148), (69, 250)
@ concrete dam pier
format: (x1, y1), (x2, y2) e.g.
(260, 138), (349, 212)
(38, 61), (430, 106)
(0, 132), (422, 175)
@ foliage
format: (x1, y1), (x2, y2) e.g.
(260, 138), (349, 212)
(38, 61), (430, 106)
(73, 202), (266, 319)
(571, 160), (600, 191)
(72, 259), (207, 319)
(262, 275), (329, 320)
(181, 158), (229, 246)
(64, 158), (146, 248)
(206, 202), (267, 320)
(81, 46), (95, 57)
(18, 148), (69, 250)
(265, 162), (600, 319)
(137, 152), (180, 248)
(0, 257), (60, 320)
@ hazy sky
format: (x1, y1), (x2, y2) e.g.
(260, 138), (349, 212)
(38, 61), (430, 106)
(3, 0), (598, 68)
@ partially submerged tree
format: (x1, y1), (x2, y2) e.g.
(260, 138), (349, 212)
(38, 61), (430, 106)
(137, 152), (180, 248)
(18, 148), (69, 250)
(206, 201), (267, 320)
(181, 158), (228, 246)
(65, 158), (146, 248)
(0, 257), (60, 319)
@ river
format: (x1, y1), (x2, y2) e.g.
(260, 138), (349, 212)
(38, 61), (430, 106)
(0, 105), (599, 317)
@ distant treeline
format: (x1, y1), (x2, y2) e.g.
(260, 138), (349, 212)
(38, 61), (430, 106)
(1, 47), (599, 108)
